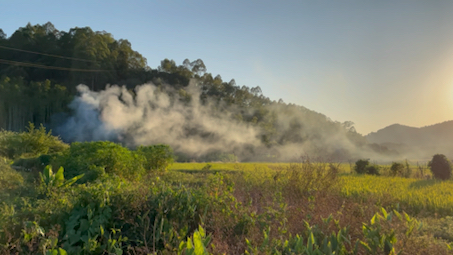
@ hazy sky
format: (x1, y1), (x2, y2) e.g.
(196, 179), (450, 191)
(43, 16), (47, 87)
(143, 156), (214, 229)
(2, 0), (453, 135)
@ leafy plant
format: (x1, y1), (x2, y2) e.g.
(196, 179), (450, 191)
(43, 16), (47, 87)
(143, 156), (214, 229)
(390, 162), (404, 177)
(245, 223), (350, 255)
(178, 225), (212, 255)
(40, 165), (84, 193)
(354, 159), (369, 174)
(0, 123), (68, 159)
(365, 165), (380, 176)
(137, 144), (174, 173)
(201, 164), (212, 171)
(428, 154), (452, 180)
(55, 141), (145, 182)
(358, 208), (422, 255)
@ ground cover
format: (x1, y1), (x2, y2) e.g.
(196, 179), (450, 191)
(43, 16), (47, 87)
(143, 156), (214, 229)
(1, 127), (452, 254)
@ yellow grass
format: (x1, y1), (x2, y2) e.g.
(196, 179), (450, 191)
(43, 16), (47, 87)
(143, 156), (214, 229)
(169, 162), (353, 173)
(170, 162), (452, 216)
(340, 175), (453, 216)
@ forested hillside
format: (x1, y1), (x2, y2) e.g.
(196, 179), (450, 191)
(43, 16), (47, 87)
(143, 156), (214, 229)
(0, 22), (384, 161)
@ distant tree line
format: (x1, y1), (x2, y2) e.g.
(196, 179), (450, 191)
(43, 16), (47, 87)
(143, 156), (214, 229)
(0, 22), (378, 160)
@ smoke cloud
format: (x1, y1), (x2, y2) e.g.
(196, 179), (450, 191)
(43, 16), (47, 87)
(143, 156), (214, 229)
(57, 83), (263, 159)
(56, 82), (387, 162)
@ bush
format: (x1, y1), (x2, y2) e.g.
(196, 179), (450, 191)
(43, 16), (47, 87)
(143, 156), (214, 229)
(136, 144), (174, 172)
(0, 159), (23, 192)
(428, 154), (452, 180)
(354, 159), (369, 174)
(365, 165), (380, 176)
(12, 153), (61, 174)
(390, 162), (405, 177)
(55, 141), (145, 182)
(354, 159), (380, 175)
(0, 123), (68, 159)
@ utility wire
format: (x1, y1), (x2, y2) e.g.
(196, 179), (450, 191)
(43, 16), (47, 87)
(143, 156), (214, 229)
(0, 45), (98, 63)
(0, 58), (113, 72)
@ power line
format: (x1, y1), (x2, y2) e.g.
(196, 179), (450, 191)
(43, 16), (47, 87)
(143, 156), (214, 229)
(0, 58), (113, 72)
(0, 45), (98, 63)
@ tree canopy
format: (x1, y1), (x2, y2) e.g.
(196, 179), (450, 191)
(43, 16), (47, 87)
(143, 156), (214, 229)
(0, 22), (373, 161)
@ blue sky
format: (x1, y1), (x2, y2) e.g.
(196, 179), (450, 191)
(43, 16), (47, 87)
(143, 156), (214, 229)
(2, 0), (453, 134)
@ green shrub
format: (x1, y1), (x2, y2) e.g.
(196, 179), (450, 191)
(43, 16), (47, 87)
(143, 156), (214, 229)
(390, 162), (405, 177)
(55, 141), (145, 182)
(365, 165), (380, 176)
(0, 123), (68, 159)
(11, 153), (61, 173)
(39, 165), (84, 194)
(202, 163), (212, 171)
(428, 154), (452, 180)
(0, 130), (19, 159)
(136, 144), (174, 172)
(354, 159), (369, 174)
(0, 159), (23, 192)
(354, 159), (380, 175)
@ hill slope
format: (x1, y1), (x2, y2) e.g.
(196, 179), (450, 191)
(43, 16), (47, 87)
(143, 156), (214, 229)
(366, 121), (453, 159)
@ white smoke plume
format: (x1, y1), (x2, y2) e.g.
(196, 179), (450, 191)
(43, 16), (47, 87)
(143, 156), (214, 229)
(57, 83), (261, 159)
(56, 82), (393, 162)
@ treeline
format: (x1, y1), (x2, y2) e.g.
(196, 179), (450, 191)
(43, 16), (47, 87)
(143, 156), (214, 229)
(0, 22), (377, 160)
(0, 22), (190, 131)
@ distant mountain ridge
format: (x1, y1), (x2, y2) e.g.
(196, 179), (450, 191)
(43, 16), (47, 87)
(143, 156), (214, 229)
(366, 120), (453, 159)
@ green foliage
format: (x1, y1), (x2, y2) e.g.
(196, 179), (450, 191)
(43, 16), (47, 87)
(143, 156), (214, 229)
(55, 141), (145, 182)
(365, 165), (380, 176)
(403, 160), (412, 178)
(428, 154), (452, 180)
(0, 159), (24, 198)
(390, 162), (405, 177)
(178, 226), (212, 255)
(354, 159), (380, 175)
(0, 123), (68, 159)
(39, 165), (84, 193)
(0, 23), (369, 161)
(62, 204), (113, 254)
(359, 208), (422, 255)
(21, 123), (68, 155)
(243, 208), (421, 255)
(136, 144), (174, 172)
(421, 216), (453, 242)
(354, 159), (369, 174)
(245, 224), (350, 255)
(201, 164), (212, 171)
(2, 159), (450, 254)
(12, 153), (61, 173)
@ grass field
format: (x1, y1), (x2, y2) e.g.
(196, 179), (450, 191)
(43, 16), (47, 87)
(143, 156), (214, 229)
(169, 162), (449, 217)
(3, 159), (453, 254)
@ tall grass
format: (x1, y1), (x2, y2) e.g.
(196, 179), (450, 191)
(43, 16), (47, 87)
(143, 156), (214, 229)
(340, 175), (453, 216)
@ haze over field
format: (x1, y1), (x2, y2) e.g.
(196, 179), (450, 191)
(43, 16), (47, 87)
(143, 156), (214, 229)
(57, 82), (375, 161)
(3, 1), (453, 134)
(366, 121), (453, 160)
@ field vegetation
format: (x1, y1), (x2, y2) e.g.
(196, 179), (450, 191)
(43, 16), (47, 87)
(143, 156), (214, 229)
(1, 127), (453, 254)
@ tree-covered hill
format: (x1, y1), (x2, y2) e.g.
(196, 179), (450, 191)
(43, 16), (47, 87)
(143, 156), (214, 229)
(0, 22), (385, 161)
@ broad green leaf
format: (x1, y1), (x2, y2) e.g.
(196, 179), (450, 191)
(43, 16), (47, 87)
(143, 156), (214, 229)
(58, 248), (68, 255)
(359, 241), (372, 253)
(46, 250), (58, 255)
(381, 208), (388, 219)
(54, 166), (65, 185)
(63, 174), (84, 187)
(193, 231), (208, 255)
(370, 214), (377, 225)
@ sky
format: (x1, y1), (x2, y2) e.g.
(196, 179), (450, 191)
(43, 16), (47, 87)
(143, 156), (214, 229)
(2, 0), (453, 135)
